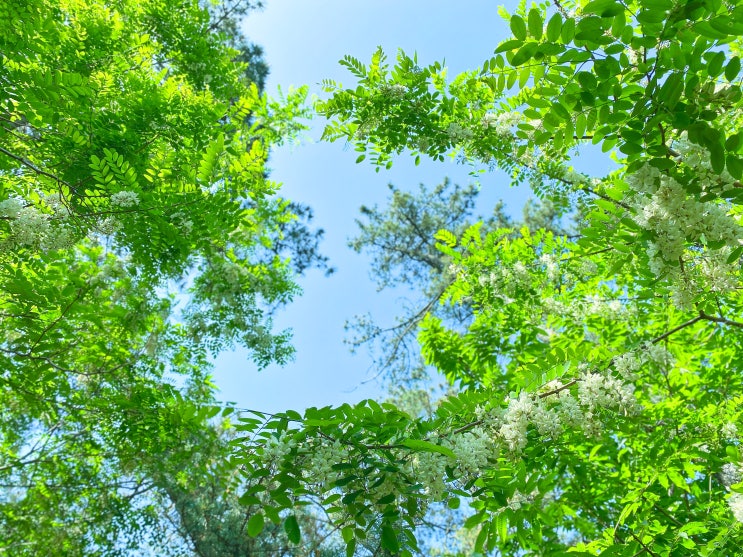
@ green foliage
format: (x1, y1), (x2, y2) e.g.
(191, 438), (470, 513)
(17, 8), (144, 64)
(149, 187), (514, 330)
(240, 0), (743, 555)
(0, 0), (338, 555)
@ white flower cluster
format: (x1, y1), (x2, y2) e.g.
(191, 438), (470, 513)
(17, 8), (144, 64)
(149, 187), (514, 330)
(721, 422), (738, 440)
(0, 197), (23, 218)
(447, 122), (474, 142)
(378, 83), (408, 99)
(303, 440), (349, 490)
(720, 463), (741, 488)
(449, 426), (491, 476)
(96, 216), (121, 235)
(481, 111), (522, 136)
(170, 211), (194, 235)
(613, 351), (642, 380)
(110, 190), (140, 208)
(413, 452), (449, 500)
(541, 294), (628, 327)
(507, 489), (533, 511)
(261, 432), (297, 465)
(626, 162), (742, 304)
(498, 373), (638, 454)
(539, 253), (559, 283)
(479, 263), (532, 301)
(208, 259), (248, 305)
(1, 196), (77, 251)
(643, 342), (675, 369)
(560, 166), (589, 185)
(499, 390), (569, 452)
(578, 372), (637, 414)
(729, 493), (743, 523)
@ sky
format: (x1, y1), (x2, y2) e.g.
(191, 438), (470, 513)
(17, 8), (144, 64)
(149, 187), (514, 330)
(211, 1), (543, 413)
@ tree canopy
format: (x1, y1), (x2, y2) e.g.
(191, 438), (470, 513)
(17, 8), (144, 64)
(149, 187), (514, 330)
(5, 0), (743, 555)
(0, 0), (336, 554)
(232, 0), (743, 555)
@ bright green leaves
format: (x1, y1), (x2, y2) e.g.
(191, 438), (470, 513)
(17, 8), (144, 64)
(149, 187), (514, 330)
(707, 50), (727, 78)
(89, 148), (138, 191)
(511, 10), (544, 41)
(197, 132), (224, 184)
(510, 42), (539, 66)
(510, 14), (527, 41)
(583, 0), (625, 17)
(527, 9), (543, 40)
(658, 72), (684, 111)
(546, 13), (563, 41)
(401, 438), (456, 459)
(725, 56), (741, 82)
(306, 2), (743, 555)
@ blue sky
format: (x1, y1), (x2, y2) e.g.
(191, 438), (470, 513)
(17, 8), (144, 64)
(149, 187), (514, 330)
(211, 1), (536, 413)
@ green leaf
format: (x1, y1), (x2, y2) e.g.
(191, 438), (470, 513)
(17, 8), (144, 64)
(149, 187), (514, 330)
(434, 229), (457, 247)
(583, 0), (625, 17)
(667, 469), (689, 492)
(546, 13), (562, 41)
(247, 513), (265, 537)
(575, 17), (605, 41)
(380, 524), (400, 553)
(510, 15), (527, 40)
(726, 56), (741, 82)
(495, 39), (524, 54)
(494, 513), (508, 541)
(708, 51), (726, 78)
(726, 155), (743, 179)
(527, 9), (543, 40)
(710, 142), (725, 174)
(725, 245), (743, 264)
(401, 438), (456, 459)
(464, 511), (487, 528)
(284, 514), (301, 544)
(576, 71), (597, 90)
(561, 18), (576, 42)
(510, 42), (538, 66)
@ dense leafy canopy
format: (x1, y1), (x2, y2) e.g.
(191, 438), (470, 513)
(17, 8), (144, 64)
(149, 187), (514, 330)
(0, 0), (339, 554)
(5, 0), (743, 555)
(233, 0), (743, 555)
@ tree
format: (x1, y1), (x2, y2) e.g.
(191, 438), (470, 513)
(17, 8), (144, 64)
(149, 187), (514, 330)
(346, 179), (565, 411)
(0, 1), (340, 554)
(236, 0), (743, 555)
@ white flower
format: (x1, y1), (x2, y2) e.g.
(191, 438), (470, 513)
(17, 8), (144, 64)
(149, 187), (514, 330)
(261, 432), (297, 465)
(722, 422), (738, 440)
(378, 83), (408, 99)
(720, 463), (741, 488)
(7, 205), (51, 248)
(729, 493), (743, 523)
(613, 352), (641, 379)
(540, 253), (559, 282)
(0, 197), (24, 218)
(413, 452), (448, 500)
(450, 426), (491, 476)
(446, 122), (474, 141)
(643, 343), (674, 368)
(110, 191), (140, 208)
(500, 392), (535, 453)
(482, 111), (522, 136)
(507, 489), (530, 511)
(97, 217), (121, 234)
